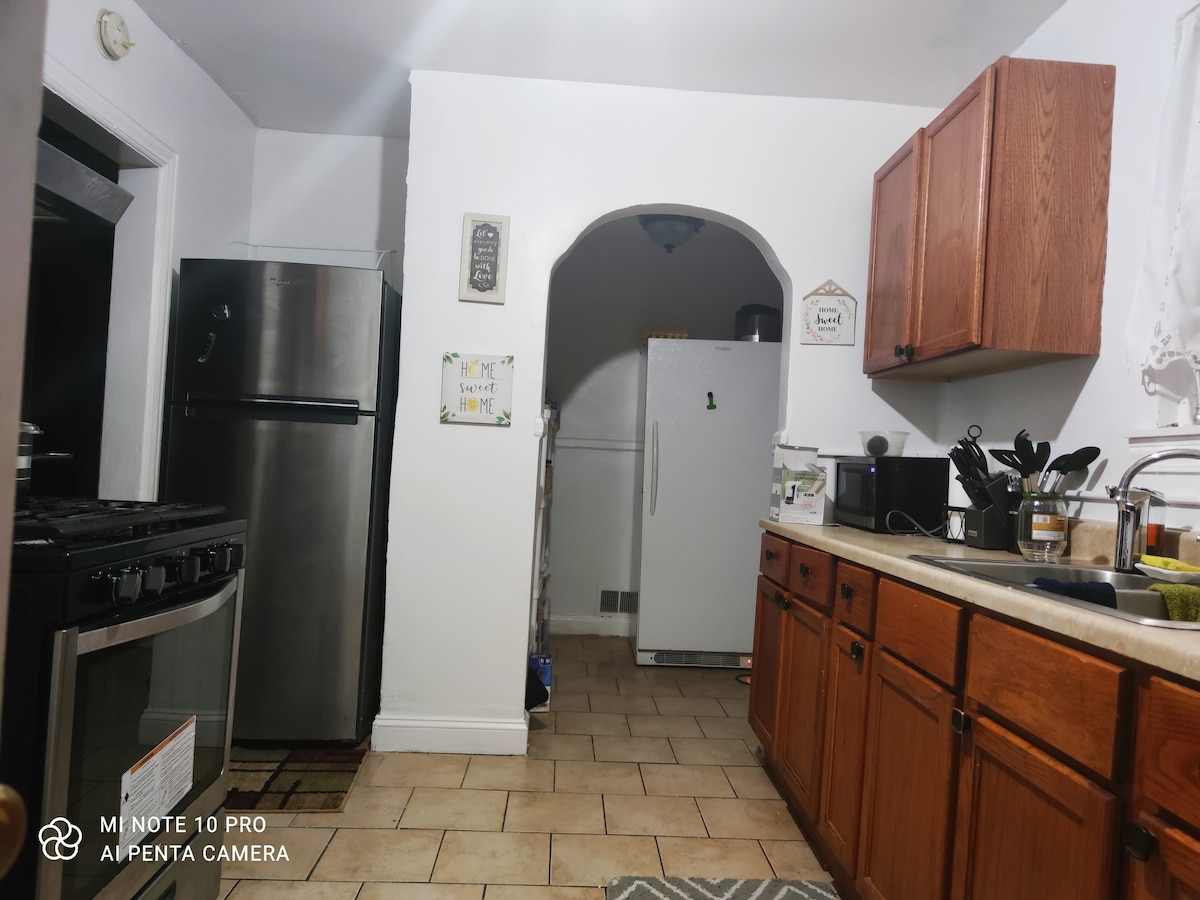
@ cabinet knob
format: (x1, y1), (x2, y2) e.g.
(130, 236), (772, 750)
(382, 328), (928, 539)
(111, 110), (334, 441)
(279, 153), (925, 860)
(849, 641), (864, 661)
(903, 343), (915, 361)
(1124, 823), (1157, 862)
(951, 708), (970, 735)
(840, 582), (853, 601)
(764, 549), (775, 561)
(893, 344), (904, 358)
(798, 563), (811, 578)
(779, 596), (791, 611)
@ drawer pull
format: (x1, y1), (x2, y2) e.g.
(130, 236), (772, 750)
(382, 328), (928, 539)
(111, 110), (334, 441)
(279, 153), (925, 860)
(893, 344), (904, 358)
(1124, 823), (1156, 862)
(951, 708), (970, 735)
(840, 582), (853, 600)
(765, 548), (775, 561)
(780, 596), (791, 611)
(774, 591), (784, 605)
(849, 641), (864, 661)
(798, 563), (811, 578)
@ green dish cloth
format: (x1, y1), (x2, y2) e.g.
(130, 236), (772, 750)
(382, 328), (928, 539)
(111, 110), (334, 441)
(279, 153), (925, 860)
(1148, 583), (1200, 622)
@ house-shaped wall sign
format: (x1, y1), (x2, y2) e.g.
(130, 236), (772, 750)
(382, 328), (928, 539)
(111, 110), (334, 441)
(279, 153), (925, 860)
(800, 279), (856, 345)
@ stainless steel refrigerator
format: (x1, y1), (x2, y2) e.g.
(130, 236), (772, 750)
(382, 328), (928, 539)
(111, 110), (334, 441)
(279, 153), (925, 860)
(161, 258), (400, 742)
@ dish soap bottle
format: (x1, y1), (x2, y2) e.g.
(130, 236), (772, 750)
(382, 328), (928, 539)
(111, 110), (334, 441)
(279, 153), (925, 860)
(1017, 492), (1068, 563)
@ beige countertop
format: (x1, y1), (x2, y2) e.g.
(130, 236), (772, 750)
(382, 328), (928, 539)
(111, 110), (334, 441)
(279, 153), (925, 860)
(761, 520), (1200, 684)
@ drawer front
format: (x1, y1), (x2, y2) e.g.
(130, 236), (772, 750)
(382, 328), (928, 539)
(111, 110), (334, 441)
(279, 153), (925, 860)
(1136, 676), (1200, 824)
(966, 615), (1130, 782)
(875, 579), (963, 689)
(834, 561), (878, 637)
(760, 532), (791, 584)
(788, 545), (835, 613)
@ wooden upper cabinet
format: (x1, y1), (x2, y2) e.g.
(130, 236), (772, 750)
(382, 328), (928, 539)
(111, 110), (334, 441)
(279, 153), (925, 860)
(864, 56), (1115, 381)
(864, 130), (925, 374)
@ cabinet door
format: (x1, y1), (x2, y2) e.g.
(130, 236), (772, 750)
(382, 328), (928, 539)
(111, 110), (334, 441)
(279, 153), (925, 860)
(864, 131), (925, 374)
(950, 715), (1120, 900)
(776, 598), (829, 822)
(818, 624), (873, 875)
(857, 650), (958, 900)
(913, 66), (995, 363)
(1128, 815), (1200, 900)
(749, 576), (786, 753)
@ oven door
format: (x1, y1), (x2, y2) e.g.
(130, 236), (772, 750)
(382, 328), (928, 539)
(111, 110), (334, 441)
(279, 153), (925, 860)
(38, 574), (242, 900)
(834, 458), (879, 530)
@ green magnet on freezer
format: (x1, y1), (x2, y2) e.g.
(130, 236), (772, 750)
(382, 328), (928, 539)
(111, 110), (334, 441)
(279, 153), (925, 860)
(706, 392), (716, 409)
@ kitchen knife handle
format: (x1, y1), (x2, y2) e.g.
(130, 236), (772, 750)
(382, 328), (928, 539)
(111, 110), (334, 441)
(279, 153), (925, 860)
(649, 420), (659, 517)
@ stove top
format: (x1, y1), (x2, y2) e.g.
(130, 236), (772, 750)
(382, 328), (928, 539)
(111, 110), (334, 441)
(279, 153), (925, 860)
(14, 498), (229, 541)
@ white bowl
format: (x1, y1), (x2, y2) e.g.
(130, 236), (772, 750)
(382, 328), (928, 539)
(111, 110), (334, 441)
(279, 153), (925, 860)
(860, 431), (909, 457)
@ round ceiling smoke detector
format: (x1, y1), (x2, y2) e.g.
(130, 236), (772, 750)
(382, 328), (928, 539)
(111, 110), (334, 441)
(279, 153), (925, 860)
(96, 9), (134, 60)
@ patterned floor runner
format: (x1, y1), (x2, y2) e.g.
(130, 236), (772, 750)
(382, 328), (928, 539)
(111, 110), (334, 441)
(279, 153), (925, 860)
(225, 746), (366, 812)
(606, 878), (840, 900)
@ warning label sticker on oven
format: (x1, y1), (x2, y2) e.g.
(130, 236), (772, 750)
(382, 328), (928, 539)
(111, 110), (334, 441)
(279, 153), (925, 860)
(117, 716), (196, 860)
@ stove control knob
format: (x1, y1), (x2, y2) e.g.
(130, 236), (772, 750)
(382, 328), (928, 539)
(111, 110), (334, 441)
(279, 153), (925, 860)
(209, 545), (232, 575)
(142, 565), (167, 595)
(180, 554), (202, 584)
(110, 568), (142, 606)
(223, 543), (246, 569)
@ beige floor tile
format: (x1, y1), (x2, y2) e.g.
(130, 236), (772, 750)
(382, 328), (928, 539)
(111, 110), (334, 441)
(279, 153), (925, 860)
(528, 733), (594, 761)
(719, 698), (750, 717)
(696, 798), (804, 840)
(677, 680), (750, 699)
(669, 738), (759, 767)
(556, 676), (620, 695)
(653, 697), (727, 717)
(555, 712), (630, 737)
(290, 785), (413, 828)
(627, 714), (703, 738)
(552, 661), (589, 678)
(228, 883), (361, 899)
(357, 751), (387, 784)
(254, 813), (297, 828)
(432, 831), (550, 885)
(573, 648), (625, 664)
(696, 716), (758, 742)
(586, 662), (644, 679)
(639, 764), (734, 798)
(359, 886), (483, 900)
(220, 827), (333, 881)
(310, 829), (443, 882)
(580, 637), (631, 652)
(641, 667), (694, 685)
(722, 767), (781, 800)
(657, 837), (775, 879)
(760, 840), (831, 880)
(219, 879), (237, 899)
(550, 834), (662, 885)
(592, 736), (676, 764)
(618, 678), (678, 697)
(548, 693), (591, 712)
(463, 756), (556, 791)
(554, 760), (645, 795)
(530, 712), (555, 733)
(485, 887), (604, 900)
(370, 753), (470, 788)
(602, 795), (707, 837)
(587, 694), (659, 715)
(504, 792), (605, 834)
(545, 637), (584, 653)
(399, 787), (509, 830)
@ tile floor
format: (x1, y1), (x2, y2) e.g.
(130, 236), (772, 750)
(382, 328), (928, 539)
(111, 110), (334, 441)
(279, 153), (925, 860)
(217, 634), (831, 899)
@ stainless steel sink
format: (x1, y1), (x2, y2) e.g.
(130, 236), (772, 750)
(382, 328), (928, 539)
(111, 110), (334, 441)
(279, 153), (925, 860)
(910, 556), (1200, 630)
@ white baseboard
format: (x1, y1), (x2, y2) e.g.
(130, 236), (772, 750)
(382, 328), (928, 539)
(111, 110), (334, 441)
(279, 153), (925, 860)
(548, 615), (635, 637)
(370, 712), (529, 755)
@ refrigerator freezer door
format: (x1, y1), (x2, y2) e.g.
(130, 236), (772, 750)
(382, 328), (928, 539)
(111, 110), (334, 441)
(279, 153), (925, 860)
(636, 340), (781, 661)
(172, 259), (386, 411)
(162, 407), (379, 741)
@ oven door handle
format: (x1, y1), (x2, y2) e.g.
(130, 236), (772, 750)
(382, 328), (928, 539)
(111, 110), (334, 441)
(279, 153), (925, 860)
(75, 576), (238, 655)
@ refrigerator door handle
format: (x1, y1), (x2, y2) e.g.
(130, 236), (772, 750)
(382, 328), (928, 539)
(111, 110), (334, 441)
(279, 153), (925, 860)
(650, 420), (659, 516)
(184, 395), (361, 423)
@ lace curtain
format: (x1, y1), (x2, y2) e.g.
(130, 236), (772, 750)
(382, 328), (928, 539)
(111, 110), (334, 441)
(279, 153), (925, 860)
(1130, 4), (1200, 421)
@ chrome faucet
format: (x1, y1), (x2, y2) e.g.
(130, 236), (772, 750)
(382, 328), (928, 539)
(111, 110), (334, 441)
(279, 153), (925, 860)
(1107, 448), (1200, 571)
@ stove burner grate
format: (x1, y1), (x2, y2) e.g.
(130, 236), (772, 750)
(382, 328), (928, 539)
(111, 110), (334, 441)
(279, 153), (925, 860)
(14, 498), (229, 540)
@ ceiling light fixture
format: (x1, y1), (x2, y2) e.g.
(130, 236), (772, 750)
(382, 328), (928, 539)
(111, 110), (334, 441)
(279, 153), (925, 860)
(638, 214), (705, 254)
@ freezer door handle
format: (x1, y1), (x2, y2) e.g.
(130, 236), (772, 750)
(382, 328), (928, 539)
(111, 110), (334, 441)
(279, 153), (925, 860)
(649, 420), (659, 517)
(184, 394), (361, 423)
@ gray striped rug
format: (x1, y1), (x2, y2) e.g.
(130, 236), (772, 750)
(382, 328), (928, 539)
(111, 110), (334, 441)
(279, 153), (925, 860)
(606, 877), (839, 899)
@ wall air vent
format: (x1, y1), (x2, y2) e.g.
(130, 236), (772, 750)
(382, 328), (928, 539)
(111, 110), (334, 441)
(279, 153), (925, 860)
(597, 588), (639, 617)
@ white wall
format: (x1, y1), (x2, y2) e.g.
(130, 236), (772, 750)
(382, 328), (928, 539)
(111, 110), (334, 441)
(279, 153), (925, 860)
(937, 0), (1200, 527)
(249, 130), (409, 288)
(378, 71), (935, 753)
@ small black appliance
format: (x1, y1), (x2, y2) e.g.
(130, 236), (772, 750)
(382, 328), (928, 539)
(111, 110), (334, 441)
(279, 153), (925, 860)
(834, 456), (950, 534)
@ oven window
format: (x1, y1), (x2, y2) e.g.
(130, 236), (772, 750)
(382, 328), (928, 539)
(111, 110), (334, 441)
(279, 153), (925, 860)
(59, 579), (237, 900)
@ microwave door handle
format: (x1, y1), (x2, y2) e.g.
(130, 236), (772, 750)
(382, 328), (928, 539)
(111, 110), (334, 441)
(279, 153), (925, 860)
(74, 576), (238, 655)
(650, 420), (659, 517)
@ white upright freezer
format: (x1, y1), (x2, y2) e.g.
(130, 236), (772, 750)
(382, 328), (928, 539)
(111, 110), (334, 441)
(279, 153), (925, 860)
(635, 338), (781, 666)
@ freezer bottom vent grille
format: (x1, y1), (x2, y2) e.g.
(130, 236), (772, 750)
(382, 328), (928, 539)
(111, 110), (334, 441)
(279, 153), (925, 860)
(652, 650), (744, 668)
(597, 588), (639, 616)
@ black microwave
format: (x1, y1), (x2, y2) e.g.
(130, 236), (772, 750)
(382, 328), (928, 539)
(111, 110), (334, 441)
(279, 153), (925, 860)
(834, 456), (949, 533)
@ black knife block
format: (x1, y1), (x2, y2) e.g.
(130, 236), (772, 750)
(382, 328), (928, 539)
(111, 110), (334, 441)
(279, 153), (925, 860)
(964, 505), (1012, 551)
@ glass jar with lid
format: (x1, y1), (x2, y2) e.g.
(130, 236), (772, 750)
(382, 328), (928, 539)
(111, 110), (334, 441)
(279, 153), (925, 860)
(1017, 492), (1068, 563)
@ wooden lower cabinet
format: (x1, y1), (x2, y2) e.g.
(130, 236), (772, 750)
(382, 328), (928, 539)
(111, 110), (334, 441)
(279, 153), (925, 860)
(818, 624), (873, 876)
(749, 576), (786, 754)
(857, 650), (958, 900)
(1128, 815), (1200, 900)
(951, 715), (1120, 900)
(776, 598), (829, 822)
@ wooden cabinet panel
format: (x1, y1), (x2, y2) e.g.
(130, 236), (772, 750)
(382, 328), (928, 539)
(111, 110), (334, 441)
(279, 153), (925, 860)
(913, 67), (993, 362)
(1136, 676), (1200, 826)
(951, 715), (1120, 900)
(776, 598), (830, 823)
(966, 616), (1129, 782)
(857, 650), (958, 900)
(788, 544), (834, 613)
(834, 560), (878, 638)
(749, 576), (786, 753)
(864, 131), (925, 374)
(759, 532), (790, 585)
(1128, 815), (1200, 900)
(818, 624), (873, 876)
(875, 578), (964, 689)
